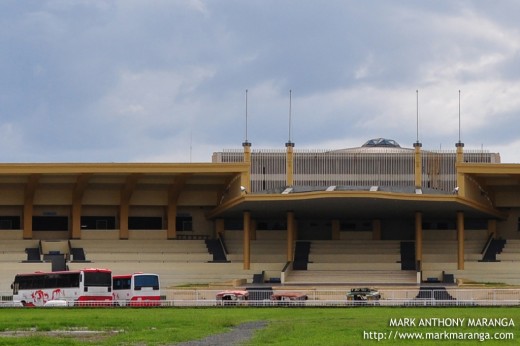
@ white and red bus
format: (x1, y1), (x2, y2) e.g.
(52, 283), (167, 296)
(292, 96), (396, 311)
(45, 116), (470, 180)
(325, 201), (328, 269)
(11, 268), (113, 307)
(112, 273), (160, 306)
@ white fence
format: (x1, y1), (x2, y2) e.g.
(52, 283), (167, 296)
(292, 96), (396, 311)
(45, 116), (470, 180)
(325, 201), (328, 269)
(2, 288), (520, 307)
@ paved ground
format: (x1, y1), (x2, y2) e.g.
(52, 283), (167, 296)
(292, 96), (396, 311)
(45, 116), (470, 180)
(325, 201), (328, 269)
(174, 321), (268, 346)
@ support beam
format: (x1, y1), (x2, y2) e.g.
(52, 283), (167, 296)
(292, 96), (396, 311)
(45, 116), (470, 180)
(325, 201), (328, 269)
(119, 174), (141, 240)
(167, 174), (191, 239)
(455, 142), (465, 196)
(215, 218), (225, 238)
(242, 142), (252, 193)
(488, 219), (497, 239)
(285, 142), (295, 187)
(243, 211), (251, 270)
(23, 174), (39, 239)
(457, 211), (465, 270)
(287, 211), (295, 262)
(414, 142), (422, 189)
(415, 212), (423, 263)
(71, 174), (92, 239)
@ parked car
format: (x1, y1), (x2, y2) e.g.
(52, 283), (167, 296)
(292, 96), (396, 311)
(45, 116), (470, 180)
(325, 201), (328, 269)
(346, 288), (381, 304)
(270, 292), (308, 306)
(216, 290), (249, 306)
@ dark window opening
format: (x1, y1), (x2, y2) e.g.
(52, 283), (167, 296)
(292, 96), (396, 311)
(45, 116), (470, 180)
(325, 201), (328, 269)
(465, 219), (487, 229)
(256, 220), (287, 230)
(224, 219), (243, 230)
(176, 215), (192, 232)
(0, 216), (20, 230)
(80, 216), (116, 230)
(128, 217), (162, 230)
(33, 216), (68, 231)
(340, 221), (373, 232)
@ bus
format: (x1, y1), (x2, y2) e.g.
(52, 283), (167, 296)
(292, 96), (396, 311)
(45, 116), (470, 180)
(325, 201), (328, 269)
(11, 268), (113, 307)
(112, 273), (160, 306)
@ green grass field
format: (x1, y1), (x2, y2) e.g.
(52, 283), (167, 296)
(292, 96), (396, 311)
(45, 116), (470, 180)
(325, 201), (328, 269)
(0, 307), (518, 345)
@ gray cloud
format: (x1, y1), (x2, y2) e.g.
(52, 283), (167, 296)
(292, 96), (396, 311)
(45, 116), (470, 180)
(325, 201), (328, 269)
(1, 1), (520, 163)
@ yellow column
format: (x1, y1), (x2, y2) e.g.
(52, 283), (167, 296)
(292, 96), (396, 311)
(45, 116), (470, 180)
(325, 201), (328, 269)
(167, 174), (190, 239)
(215, 218), (225, 238)
(243, 211), (251, 270)
(414, 142), (422, 189)
(242, 142), (252, 193)
(71, 174), (91, 240)
(488, 219), (497, 239)
(286, 142), (295, 187)
(372, 219), (381, 240)
(23, 203), (33, 240)
(287, 211), (295, 261)
(119, 202), (129, 240)
(457, 211), (465, 270)
(331, 219), (341, 240)
(71, 202), (82, 239)
(120, 174), (140, 240)
(455, 142), (465, 196)
(167, 203), (177, 239)
(415, 212), (423, 263)
(23, 174), (39, 240)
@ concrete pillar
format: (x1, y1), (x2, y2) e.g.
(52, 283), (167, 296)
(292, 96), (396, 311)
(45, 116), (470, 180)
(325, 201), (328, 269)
(457, 211), (465, 270)
(71, 201), (82, 239)
(120, 174), (140, 240)
(415, 212), (423, 263)
(488, 219), (497, 239)
(285, 142), (295, 187)
(455, 142), (465, 196)
(71, 174), (91, 240)
(23, 203), (33, 240)
(119, 202), (129, 240)
(243, 211), (251, 270)
(23, 174), (39, 240)
(167, 174), (189, 240)
(287, 211), (295, 261)
(414, 142), (422, 189)
(242, 141), (252, 193)
(167, 203), (177, 239)
(215, 218), (225, 238)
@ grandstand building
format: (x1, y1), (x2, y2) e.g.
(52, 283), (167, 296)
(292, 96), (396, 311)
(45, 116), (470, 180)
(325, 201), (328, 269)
(1, 138), (520, 288)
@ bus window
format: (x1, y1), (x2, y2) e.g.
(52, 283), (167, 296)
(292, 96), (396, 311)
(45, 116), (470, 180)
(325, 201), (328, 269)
(134, 274), (159, 290)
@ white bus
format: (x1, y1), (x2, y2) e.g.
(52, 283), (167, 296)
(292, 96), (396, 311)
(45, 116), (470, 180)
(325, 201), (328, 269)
(112, 273), (160, 306)
(11, 268), (113, 307)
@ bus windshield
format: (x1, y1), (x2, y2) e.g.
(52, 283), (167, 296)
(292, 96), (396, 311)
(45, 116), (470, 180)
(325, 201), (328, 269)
(84, 271), (111, 287)
(134, 275), (159, 290)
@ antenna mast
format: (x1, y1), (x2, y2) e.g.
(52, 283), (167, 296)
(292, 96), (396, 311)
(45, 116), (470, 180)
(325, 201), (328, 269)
(285, 89), (295, 148)
(245, 89), (248, 143)
(288, 90), (292, 143)
(416, 89), (419, 143)
(242, 89), (251, 146)
(458, 90), (461, 143)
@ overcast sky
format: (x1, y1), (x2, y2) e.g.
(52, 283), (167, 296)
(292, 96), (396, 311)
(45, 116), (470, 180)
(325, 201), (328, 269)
(1, 0), (520, 163)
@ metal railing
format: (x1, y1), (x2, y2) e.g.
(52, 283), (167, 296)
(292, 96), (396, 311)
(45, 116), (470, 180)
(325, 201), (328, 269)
(2, 288), (520, 307)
